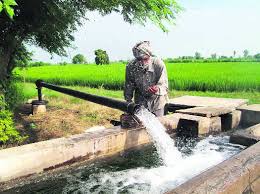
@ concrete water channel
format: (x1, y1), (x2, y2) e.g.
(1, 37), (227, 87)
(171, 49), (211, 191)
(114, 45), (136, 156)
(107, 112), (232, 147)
(0, 95), (260, 193)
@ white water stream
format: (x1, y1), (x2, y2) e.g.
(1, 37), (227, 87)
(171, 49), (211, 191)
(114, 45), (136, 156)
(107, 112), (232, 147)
(63, 108), (244, 194)
(135, 108), (182, 166)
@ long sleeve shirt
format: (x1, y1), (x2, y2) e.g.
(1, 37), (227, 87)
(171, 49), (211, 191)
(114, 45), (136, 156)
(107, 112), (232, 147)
(124, 57), (169, 112)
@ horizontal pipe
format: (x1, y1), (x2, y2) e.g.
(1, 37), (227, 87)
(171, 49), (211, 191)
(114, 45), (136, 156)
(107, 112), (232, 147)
(35, 80), (139, 114)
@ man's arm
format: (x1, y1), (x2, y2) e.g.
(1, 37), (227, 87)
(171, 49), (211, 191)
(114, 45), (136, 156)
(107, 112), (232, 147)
(124, 65), (135, 102)
(155, 58), (169, 96)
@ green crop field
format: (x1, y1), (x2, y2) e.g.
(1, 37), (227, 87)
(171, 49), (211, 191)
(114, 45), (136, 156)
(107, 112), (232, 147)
(16, 62), (260, 92)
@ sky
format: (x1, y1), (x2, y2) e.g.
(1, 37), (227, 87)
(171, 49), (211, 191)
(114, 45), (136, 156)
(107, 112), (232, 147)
(30, 0), (260, 63)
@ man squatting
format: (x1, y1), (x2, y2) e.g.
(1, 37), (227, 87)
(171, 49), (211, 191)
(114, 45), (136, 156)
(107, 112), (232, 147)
(124, 41), (169, 117)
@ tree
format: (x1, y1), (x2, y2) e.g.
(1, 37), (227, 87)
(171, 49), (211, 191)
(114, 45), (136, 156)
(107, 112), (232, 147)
(72, 54), (87, 64)
(254, 53), (260, 59)
(15, 44), (33, 83)
(243, 50), (249, 58)
(95, 49), (109, 65)
(233, 50), (236, 58)
(195, 52), (202, 59)
(211, 53), (217, 59)
(0, 0), (181, 92)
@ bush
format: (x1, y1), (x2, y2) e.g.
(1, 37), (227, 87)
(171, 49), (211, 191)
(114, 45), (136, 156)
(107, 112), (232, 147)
(4, 76), (25, 111)
(29, 61), (51, 67)
(59, 62), (68, 66)
(254, 53), (260, 59)
(0, 95), (22, 144)
(94, 49), (109, 65)
(72, 54), (87, 64)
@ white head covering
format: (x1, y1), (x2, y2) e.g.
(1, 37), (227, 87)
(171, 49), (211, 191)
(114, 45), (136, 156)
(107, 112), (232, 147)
(132, 41), (153, 59)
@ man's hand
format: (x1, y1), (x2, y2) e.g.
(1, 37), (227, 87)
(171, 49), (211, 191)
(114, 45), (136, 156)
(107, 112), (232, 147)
(148, 85), (159, 94)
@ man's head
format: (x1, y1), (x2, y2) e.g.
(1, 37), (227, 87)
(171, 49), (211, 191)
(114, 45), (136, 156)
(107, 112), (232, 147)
(132, 41), (153, 62)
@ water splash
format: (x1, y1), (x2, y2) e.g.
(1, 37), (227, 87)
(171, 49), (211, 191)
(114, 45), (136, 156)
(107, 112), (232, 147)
(62, 136), (243, 194)
(61, 108), (244, 194)
(135, 108), (182, 166)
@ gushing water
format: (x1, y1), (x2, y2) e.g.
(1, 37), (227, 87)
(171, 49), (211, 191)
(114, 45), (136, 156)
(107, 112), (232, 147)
(62, 136), (243, 194)
(135, 108), (182, 166)
(13, 108), (243, 194)
(60, 108), (244, 193)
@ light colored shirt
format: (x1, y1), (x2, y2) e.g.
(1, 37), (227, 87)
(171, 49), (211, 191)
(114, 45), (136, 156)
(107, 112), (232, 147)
(124, 57), (169, 112)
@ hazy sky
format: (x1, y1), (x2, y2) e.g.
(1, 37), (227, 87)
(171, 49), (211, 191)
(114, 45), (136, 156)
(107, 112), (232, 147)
(30, 0), (260, 63)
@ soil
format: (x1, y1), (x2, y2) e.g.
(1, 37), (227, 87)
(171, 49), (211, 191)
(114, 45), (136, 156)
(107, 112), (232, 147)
(12, 97), (122, 146)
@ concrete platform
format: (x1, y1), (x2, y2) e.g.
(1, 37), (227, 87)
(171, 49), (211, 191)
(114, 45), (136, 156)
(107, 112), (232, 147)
(230, 123), (260, 146)
(165, 113), (222, 136)
(238, 104), (260, 127)
(176, 106), (234, 118)
(168, 96), (248, 112)
(221, 110), (241, 131)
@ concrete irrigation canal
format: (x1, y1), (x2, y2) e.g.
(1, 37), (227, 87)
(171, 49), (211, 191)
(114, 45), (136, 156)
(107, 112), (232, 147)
(0, 83), (259, 194)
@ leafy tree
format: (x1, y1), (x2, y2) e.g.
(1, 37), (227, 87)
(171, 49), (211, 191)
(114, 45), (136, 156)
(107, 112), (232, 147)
(195, 52), (202, 59)
(15, 44), (33, 82)
(254, 53), (260, 59)
(95, 49), (109, 65)
(233, 50), (237, 58)
(72, 54), (87, 64)
(15, 44), (33, 69)
(211, 53), (217, 59)
(0, 0), (181, 93)
(220, 55), (228, 59)
(243, 50), (249, 58)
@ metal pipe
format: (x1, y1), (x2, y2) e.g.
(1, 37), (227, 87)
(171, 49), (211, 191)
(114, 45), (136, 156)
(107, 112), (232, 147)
(37, 86), (42, 101)
(35, 80), (140, 114)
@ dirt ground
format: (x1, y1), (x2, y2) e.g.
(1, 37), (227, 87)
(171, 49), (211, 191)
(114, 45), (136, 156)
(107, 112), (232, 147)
(13, 96), (122, 145)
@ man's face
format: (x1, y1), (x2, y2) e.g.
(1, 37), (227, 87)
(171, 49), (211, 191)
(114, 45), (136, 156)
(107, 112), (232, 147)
(139, 54), (151, 64)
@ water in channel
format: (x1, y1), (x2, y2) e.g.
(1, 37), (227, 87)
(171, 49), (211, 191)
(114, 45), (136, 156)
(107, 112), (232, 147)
(3, 108), (245, 194)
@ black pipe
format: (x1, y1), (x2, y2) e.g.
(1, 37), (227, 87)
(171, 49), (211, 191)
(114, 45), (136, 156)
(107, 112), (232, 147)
(35, 80), (140, 114)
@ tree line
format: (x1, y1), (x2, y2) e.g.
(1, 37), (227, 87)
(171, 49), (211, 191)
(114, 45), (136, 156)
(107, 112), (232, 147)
(165, 50), (260, 63)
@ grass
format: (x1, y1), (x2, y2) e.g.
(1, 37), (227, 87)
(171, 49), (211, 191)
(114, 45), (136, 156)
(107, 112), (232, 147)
(10, 82), (259, 147)
(16, 62), (260, 92)
(20, 82), (260, 104)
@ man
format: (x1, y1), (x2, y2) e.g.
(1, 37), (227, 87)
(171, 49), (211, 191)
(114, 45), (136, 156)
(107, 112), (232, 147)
(124, 41), (169, 117)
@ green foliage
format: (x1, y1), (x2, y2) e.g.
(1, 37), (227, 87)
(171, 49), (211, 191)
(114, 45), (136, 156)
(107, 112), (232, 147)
(29, 61), (51, 67)
(211, 53), (217, 59)
(72, 54), (87, 64)
(0, 95), (22, 144)
(16, 62), (260, 92)
(254, 53), (260, 59)
(59, 62), (68, 66)
(165, 56), (260, 63)
(15, 44), (33, 69)
(3, 76), (24, 110)
(195, 52), (202, 59)
(5, 81), (24, 110)
(243, 50), (249, 58)
(0, 0), (17, 19)
(1, 0), (181, 56)
(95, 49), (109, 65)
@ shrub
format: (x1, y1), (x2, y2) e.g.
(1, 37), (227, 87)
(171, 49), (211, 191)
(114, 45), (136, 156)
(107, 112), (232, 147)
(59, 62), (68, 66)
(94, 49), (109, 65)
(29, 61), (50, 67)
(0, 95), (22, 144)
(72, 54), (87, 64)
(254, 53), (260, 59)
(4, 76), (25, 110)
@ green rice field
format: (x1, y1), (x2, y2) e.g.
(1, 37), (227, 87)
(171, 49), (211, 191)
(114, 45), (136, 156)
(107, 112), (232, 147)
(16, 62), (260, 92)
